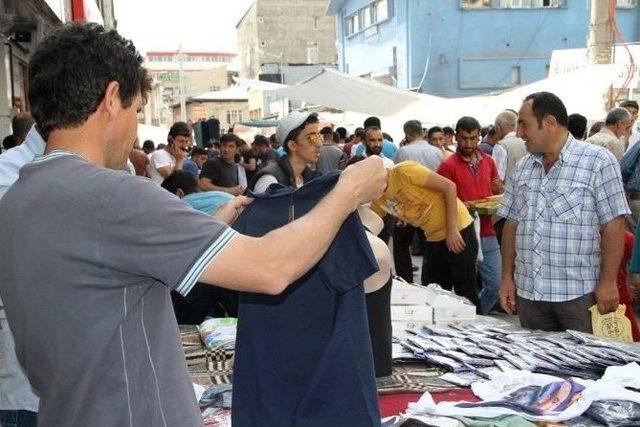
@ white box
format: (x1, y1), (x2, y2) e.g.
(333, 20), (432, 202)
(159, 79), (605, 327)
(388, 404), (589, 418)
(391, 304), (433, 322)
(433, 305), (476, 324)
(390, 279), (431, 305)
(392, 320), (432, 336)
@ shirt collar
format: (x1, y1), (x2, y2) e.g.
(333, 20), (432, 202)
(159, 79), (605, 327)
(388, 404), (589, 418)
(532, 132), (576, 166)
(33, 150), (86, 164)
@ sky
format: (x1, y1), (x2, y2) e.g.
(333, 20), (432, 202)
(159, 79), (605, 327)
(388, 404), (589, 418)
(113, 0), (255, 54)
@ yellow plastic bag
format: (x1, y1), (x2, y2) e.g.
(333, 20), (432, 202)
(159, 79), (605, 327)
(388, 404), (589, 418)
(589, 304), (633, 342)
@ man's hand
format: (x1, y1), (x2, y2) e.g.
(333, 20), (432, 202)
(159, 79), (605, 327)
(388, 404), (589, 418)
(337, 155), (386, 206)
(445, 229), (465, 254)
(212, 196), (253, 225)
(594, 280), (619, 314)
(499, 277), (517, 314)
(168, 143), (187, 161)
(229, 185), (245, 196)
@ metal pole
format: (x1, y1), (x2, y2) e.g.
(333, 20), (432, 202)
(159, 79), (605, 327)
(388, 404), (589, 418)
(587, 0), (613, 65)
(280, 52), (284, 84)
(178, 44), (187, 122)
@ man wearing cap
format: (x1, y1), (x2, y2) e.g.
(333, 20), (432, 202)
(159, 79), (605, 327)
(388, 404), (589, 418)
(248, 111), (323, 193)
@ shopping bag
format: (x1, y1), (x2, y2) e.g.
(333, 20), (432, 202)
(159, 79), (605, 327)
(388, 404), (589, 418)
(589, 304), (633, 342)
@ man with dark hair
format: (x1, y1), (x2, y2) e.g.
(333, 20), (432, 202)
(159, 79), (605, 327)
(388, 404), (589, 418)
(2, 135), (16, 151)
(499, 91), (629, 333)
(363, 127), (394, 169)
(438, 116), (504, 314)
(589, 121), (604, 138)
(567, 113), (587, 140)
(252, 134), (278, 171)
(142, 139), (155, 154)
(478, 125), (498, 155)
(621, 100), (639, 151)
(354, 116), (398, 159)
(249, 111), (323, 192)
(336, 126), (347, 145)
(0, 23), (386, 426)
(182, 146), (208, 180)
(443, 126), (455, 149)
(427, 126), (450, 158)
(199, 133), (245, 195)
(586, 107), (632, 160)
(149, 121), (191, 184)
(11, 113), (35, 145)
(317, 127), (345, 174)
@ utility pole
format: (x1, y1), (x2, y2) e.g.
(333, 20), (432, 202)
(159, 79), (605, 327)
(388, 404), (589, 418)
(587, 0), (613, 65)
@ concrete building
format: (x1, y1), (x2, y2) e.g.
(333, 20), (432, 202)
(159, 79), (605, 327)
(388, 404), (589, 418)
(0, 0), (113, 139)
(171, 86), (250, 132)
(327, 0), (640, 98)
(236, 0), (337, 81)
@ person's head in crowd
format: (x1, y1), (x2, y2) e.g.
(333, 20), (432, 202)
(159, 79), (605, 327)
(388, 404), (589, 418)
(203, 141), (213, 150)
(364, 116), (382, 129)
(336, 127), (347, 143)
(219, 133), (240, 164)
(277, 111), (321, 164)
(142, 139), (155, 154)
(2, 135), (17, 151)
(320, 126), (333, 143)
(481, 125), (497, 145)
(161, 170), (197, 198)
(427, 126), (446, 149)
(354, 127), (365, 143)
(589, 121), (605, 138)
(494, 110), (518, 141)
(28, 23), (151, 169)
(403, 119), (423, 143)
(157, 143), (166, 150)
(604, 107), (633, 140)
(363, 126), (383, 156)
(167, 121), (192, 156)
(346, 154), (366, 167)
(11, 113), (35, 144)
(620, 100), (639, 125)
(455, 116), (481, 158)
(382, 132), (393, 142)
(332, 131), (340, 145)
(443, 126), (455, 146)
(190, 147), (208, 168)
(252, 134), (270, 156)
(567, 113), (588, 140)
(269, 133), (280, 149)
(517, 91), (568, 155)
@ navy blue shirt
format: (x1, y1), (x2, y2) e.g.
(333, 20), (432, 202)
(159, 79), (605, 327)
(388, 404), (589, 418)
(232, 172), (381, 427)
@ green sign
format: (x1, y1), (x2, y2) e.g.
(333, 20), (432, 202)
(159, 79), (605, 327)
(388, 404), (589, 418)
(156, 71), (180, 82)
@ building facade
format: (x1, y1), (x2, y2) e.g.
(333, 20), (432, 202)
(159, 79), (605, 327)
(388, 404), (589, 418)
(236, 0), (337, 81)
(327, 0), (640, 98)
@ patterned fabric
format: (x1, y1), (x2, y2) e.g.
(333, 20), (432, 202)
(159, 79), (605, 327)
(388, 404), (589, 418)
(498, 134), (630, 302)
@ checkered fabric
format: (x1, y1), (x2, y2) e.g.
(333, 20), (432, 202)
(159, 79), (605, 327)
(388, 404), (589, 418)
(498, 134), (630, 302)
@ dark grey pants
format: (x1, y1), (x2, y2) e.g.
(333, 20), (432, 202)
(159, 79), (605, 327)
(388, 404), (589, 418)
(517, 293), (594, 333)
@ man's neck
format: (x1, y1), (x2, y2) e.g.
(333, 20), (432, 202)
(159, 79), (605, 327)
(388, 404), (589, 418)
(288, 154), (308, 181)
(542, 130), (569, 166)
(221, 157), (235, 165)
(45, 126), (106, 167)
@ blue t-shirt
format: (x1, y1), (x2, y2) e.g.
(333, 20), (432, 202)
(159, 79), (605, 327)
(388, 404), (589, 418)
(232, 172), (381, 427)
(355, 139), (397, 159)
(183, 191), (233, 215)
(182, 159), (200, 181)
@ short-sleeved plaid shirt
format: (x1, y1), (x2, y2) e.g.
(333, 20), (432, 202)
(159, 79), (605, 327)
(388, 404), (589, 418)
(498, 134), (630, 302)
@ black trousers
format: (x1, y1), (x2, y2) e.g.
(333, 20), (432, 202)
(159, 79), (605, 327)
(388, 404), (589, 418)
(365, 275), (392, 377)
(517, 293), (594, 333)
(393, 222), (419, 283)
(423, 224), (480, 310)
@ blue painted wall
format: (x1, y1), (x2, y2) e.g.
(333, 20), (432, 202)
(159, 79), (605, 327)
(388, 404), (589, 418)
(331, 0), (640, 98)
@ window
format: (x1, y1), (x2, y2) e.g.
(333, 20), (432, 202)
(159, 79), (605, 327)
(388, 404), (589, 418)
(461, 0), (491, 9)
(617, 0), (637, 8)
(226, 110), (244, 125)
(511, 66), (521, 85)
(307, 45), (319, 64)
(499, 0), (562, 7)
(345, 0), (390, 36)
(359, 8), (368, 28)
(345, 13), (359, 36)
(375, 0), (389, 21)
(313, 16), (319, 30)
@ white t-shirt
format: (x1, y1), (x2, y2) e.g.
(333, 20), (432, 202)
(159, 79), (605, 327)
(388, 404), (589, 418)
(149, 149), (176, 184)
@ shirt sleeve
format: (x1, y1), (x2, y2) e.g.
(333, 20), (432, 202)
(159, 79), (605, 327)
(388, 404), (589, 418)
(497, 170), (518, 220)
(593, 151), (632, 225)
(99, 175), (237, 296)
(151, 150), (173, 169)
(318, 213), (379, 295)
(436, 158), (453, 181)
(253, 174), (279, 193)
(493, 145), (507, 181)
(487, 155), (499, 181)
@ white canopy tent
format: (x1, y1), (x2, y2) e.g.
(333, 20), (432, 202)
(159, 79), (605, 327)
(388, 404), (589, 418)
(272, 65), (622, 139)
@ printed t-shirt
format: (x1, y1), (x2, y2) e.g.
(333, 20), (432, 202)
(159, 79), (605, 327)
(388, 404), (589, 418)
(371, 161), (473, 241)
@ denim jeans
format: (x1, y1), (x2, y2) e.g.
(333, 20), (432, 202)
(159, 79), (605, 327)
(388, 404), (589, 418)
(477, 235), (502, 314)
(0, 410), (37, 427)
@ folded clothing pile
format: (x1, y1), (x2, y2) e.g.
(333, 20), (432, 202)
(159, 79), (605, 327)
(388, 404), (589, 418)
(198, 318), (237, 350)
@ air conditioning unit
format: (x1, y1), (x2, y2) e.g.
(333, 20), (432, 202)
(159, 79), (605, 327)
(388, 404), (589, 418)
(617, 0), (636, 7)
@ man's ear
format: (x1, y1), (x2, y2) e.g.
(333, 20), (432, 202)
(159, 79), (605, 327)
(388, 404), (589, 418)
(102, 81), (121, 118)
(176, 188), (185, 198)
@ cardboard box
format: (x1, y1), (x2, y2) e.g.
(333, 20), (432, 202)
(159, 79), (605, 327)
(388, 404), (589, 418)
(392, 320), (432, 336)
(390, 279), (431, 305)
(391, 304), (433, 321)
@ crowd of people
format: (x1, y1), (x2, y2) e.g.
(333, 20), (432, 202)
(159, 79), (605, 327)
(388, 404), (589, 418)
(1, 22), (640, 426)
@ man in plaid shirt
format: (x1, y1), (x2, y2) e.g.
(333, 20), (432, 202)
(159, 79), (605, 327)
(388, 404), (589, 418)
(499, 92), (630, 332)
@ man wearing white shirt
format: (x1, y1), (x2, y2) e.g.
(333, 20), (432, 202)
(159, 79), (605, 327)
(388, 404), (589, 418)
(148, 122), (191, 184)
(0, 125), (43, 427)
(492, 110), (527, 182)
